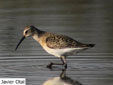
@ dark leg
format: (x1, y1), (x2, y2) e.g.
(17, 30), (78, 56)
(61, 56), (67, 68)
(47, 56), (67, 69)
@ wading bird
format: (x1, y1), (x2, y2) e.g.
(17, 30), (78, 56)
(15, 25), (95, 69)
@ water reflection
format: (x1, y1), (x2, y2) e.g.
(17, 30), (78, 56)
(43, 69), (82, 85)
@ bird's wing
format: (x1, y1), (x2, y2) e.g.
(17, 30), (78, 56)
(46, 34), (84, 49)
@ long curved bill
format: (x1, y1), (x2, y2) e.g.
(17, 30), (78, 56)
(15, 36), (25, 51)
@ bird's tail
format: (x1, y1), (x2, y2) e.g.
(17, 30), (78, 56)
(87, 44), (95, 48)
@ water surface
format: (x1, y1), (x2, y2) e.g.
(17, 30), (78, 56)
(0, 0), (113, 85)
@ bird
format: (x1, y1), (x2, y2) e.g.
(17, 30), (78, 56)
(15, 25), (95, 69)
(43, 69), (82, 85)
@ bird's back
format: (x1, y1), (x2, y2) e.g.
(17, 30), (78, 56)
(43, 32), (94, 49)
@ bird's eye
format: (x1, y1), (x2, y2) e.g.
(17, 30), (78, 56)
(25, 31), (28, 34)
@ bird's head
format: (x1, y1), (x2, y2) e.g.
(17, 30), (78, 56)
(15, 25), (36, 51)
(23, 25), (35, 37)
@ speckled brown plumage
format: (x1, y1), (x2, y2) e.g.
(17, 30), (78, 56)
(45, 33), (88, 49)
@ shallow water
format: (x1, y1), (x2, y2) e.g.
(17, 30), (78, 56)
(0, 0), (113, 85)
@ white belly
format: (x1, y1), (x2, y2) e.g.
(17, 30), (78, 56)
(43, 46), (83, 57)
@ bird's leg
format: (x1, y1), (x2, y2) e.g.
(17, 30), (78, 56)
(61, 56), (67, 69)
(47, 56), (67, 69)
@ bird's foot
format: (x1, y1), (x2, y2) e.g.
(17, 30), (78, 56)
(46, 62), (53, 69)
(47, 62), (67, 69)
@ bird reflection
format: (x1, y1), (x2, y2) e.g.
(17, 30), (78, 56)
(43, 69), (82, 85)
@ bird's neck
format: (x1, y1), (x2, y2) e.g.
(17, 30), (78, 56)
(32, 29), (45, 42)
(32, 33), (39, 42)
